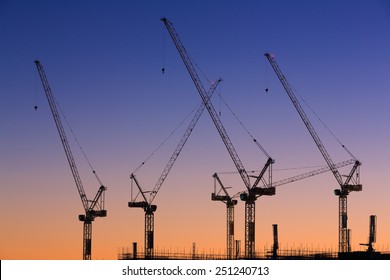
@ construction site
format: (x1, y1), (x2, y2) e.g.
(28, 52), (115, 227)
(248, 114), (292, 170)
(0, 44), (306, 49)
(28, 17), (389, 261)
(2, 2), (389, 262)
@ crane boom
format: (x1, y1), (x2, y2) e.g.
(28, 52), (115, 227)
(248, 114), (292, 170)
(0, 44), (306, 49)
(149, 79), (221, 204)
(129, 79), (221, 258)
(265, 53), (344, 187)
(265, 159), (355, 188)
(34, 60), (89, 211)
(265, 53), (361, 253)
(161, 17), (251, 190)
(163, 17), (275, 259)
(35, 60), (107, 260)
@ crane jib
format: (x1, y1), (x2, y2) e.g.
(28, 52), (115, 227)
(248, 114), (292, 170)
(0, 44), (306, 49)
(148, 79), (222, 204)
(264, 53), (345, 187)
(161, 18), (253, 190)
(34, 60), (107, 215)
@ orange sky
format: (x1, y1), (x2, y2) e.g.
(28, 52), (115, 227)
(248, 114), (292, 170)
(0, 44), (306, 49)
(1, 1), (389, 260)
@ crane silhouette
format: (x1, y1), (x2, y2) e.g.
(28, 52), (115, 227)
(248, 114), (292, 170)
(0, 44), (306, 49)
(162, 17), (275, 259)
(34, 60), (107, 260)
(265, 53), (361, 253)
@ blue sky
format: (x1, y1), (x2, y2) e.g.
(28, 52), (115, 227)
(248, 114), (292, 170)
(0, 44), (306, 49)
(1, 0), (390, 259)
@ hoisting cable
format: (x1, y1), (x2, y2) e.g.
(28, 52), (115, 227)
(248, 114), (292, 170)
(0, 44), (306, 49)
(54, 95), (104, 186)
(152, 36), (216, 175)
(218, 82), (222, 116)
(217, 164), (327, 175)
(130, 177), (142, 203)
(264, 56), (269, 93)
(34, 72), (39, 110)
(161, 23), (166, 74)
(291, 84), (357, 160)
(132, 101), (201, 174)
(188, 51), (212, 86)
(216, 91), (271, 159)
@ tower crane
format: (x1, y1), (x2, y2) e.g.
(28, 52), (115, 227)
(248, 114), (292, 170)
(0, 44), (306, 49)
(129, 79), (221, 259)
(34, 60), (107, 260)
(162, 17), (275, 259)
(214, 158), (353, 259)
(265, 53), (362, 253)
(211, 173), (238, 259)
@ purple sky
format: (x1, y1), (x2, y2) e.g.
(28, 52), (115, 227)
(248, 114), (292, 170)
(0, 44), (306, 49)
(1, 0), (389, 259)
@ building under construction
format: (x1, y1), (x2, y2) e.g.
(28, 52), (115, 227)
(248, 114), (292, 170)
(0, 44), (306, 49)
(119, 215), (390, 260)
(117, 246), (390, 260)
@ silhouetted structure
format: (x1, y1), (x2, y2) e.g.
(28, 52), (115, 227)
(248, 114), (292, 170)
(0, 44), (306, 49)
(265, 53), (362, 253)
(35, 60), (107, 260)
(162, 16), (275, 260)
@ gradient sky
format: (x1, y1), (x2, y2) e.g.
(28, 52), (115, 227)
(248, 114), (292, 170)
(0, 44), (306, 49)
(1, 0), (390, 260)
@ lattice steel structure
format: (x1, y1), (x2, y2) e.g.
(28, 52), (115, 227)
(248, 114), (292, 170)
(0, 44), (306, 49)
(35, 60), (107, 260)
(145, 211), (154, 259)
(245, 201), (255, 259)
(129, 79), (221, 259)
(162, 17), (275, 260)
(265, 53), (361, 253)
(226, 202), (235, 259)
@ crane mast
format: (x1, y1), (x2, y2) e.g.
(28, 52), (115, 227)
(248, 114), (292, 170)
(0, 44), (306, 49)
(129, 79), (221, 259)
(162, 17), (275, 259)
(213, 158), (352, 258)
(212, 173), (238, 259)
(34, 60), (107, 260)
(265, 53), (361, 253)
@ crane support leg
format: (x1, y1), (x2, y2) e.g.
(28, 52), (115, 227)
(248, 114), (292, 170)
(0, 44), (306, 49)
(227, 204), (234, 259)
(145, 212), (154, 259)
(83, 221), (92, 260)
(245, 201), (255, 259)
(339, 195), (348, 253)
